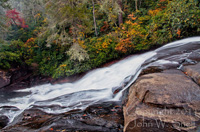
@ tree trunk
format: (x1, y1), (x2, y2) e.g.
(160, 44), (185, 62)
(117, 0), (123, 26)
(139, 0), (142, 9)
(92, 0), (98, 36)
(135, 0), (138, 11)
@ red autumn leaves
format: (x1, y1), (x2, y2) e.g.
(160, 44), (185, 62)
(6, 9), (28, 28)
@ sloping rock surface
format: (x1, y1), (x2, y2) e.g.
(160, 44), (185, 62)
(188, 49), (200, 61)
(124, 70), (200, 132)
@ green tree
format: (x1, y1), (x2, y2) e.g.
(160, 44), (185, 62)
(42, 0), (94, 61)
(150, 0), (200, 44)
(0, 0), (9, 41)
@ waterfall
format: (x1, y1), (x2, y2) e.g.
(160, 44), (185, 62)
(0, 37), (200, 123)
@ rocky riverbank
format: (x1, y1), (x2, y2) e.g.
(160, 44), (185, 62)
(0, 68), (52, 91)
(0, 67), (86, 92)
(123, 50), (200, 132)
(1, 101), (124, 132)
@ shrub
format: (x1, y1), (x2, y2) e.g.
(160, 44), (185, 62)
(149, 0), (200, 44)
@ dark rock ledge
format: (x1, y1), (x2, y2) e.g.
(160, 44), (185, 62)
(1, 102), (123, 132)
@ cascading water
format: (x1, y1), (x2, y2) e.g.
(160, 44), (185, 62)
(0, 37), (200, 123)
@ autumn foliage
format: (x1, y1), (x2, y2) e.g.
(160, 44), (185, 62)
(100, 21), (109, 32)
(6, 9), (28, 28)
(1, 0), (200, 78)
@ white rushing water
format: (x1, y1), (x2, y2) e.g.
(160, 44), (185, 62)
(0, 37), (200, 123)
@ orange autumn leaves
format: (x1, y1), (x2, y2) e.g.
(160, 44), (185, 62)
(115, 38), (132, 53)
(22, 38), (39, 61)
(24, 38), (36, 54)
(25, 38), (35, 47)
(100, 21), (109, 32)
(88, 13), (147, 54)
(115, 14), (146, 53)
(148, 8), (162, 16)
(91, 37), (112, 54)
(25, 38), (39, 49)
(148, 0), (168, 16)
(177, 29), (181, 37)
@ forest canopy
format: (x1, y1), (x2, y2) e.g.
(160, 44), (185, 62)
(0, 0), (200, 78)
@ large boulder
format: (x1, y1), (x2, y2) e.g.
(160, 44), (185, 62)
(124, 70), (200, 132)
(0, 70), (10, 88)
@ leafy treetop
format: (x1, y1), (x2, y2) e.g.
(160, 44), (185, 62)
(6, 9), (28, 28)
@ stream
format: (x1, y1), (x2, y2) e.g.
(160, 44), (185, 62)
(0, 37), (200, 124)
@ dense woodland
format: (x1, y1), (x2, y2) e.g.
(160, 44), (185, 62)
(0, 0), (200, 78)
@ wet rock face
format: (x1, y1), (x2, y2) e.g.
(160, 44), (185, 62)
(139, 66), (163, 76)
(124, 70), (200, 132)
(0, 68), (30, 89)
(9, 68), (29, 84)
(2, 102), (124, 132)
(188, 49), (200, 61)
(182, 63), (200, 86)
(0, 115), (9, 129)
(0, 70), (11, 89)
